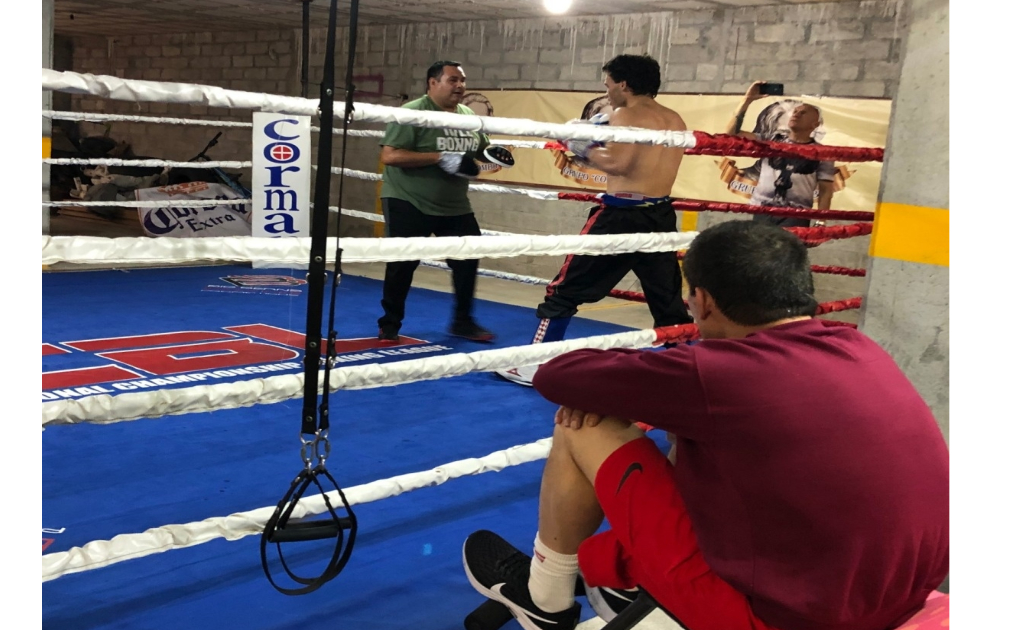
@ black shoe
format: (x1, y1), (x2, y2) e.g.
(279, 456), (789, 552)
(448, 320), (496, 343)
(583, 582), (640, 622)
(463, 530), (581, 630)
(377, 326), (400, 344)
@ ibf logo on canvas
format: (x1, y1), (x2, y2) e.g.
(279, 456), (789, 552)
(251, 114), (311, 237)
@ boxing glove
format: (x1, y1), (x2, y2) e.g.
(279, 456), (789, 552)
(562, 113), (610, 161)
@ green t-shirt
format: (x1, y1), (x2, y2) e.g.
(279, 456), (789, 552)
(379, 95), (490, 216)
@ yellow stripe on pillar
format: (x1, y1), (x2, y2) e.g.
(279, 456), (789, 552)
(868, 202), (949, 267)
(680, 210), (698, 232)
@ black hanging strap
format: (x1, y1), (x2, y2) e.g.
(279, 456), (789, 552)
(260, 0), (360, 596)
(260, 466), (356, 595)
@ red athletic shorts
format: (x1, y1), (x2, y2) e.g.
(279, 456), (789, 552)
(577, 437), (779, 630)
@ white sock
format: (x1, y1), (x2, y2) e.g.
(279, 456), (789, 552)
(528, 533), (579, 613)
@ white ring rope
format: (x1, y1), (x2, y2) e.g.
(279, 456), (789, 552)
(43, 70), (698, 148)
(329, 206), (511, 236)
(52, 196), (627, 279)
(46, 198), (520, 235)
(43, 328), (659, 427)
(45, 156), (565, 202)
(420, 259), (551, 286)
(331, 207), (386, 223)
(316, 130), (547, 148)
(487, 138), (550, 149)
(45, 199), (245, 208)
(334, 165), (379, 181)
(42, 231), (696, 266)
(309, 127), (379, 139)
(328, 167), (563, 201)
(45, 110), (541, 146)
(46, 157), (249, 169)
(42, 437), (553, 582)
(44, 109), (254, 129)
(468, 181), (561, 200)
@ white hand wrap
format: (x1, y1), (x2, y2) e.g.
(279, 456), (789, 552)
(438, 152), (480, 178)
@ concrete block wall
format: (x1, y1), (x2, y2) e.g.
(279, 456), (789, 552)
(66, 30), (301, 164)
(62, 0), (906, 314)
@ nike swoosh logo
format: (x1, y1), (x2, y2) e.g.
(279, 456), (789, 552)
(495, 584), (561, 627)
(616, 462), (643, 494)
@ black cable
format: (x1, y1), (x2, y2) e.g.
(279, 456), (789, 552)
(320, 0), (361, 429)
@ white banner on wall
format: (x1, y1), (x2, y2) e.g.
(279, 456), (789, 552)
(136, 182), (251, 238)
(251, 113), (311, 238)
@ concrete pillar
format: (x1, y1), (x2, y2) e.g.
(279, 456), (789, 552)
(42, 0), (53, 236)
(861, 0), (949, 441)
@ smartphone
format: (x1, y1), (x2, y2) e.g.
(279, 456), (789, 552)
(759, 82), (784, 96)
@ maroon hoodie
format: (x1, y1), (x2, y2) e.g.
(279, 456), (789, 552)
(534, 319), (949, 630)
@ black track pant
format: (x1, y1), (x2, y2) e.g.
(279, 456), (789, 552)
(537, 201), (691, 327)
(378, 198), (481, 331)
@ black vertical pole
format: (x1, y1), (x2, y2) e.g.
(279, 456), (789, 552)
(301, 0), (310, 98)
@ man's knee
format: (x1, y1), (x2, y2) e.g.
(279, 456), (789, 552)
(537, 295), (579, 320)
(555, 419), (648, 484)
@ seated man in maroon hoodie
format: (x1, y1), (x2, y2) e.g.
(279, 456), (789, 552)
(463, 220), (949, 630)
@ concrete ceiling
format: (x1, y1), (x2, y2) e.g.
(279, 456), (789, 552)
(54, 0), (856, 36)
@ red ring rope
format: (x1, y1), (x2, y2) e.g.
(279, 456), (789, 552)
(819, 319), (858, 328)
(671, 200), (873, 223)
(810, 265), (866, 277)
(545, 135), (883, 163)
(788, 223), (873, 240)
(608, 289), (647, 303)
(555, 192), (874, 223)
(689, 131), (884, 162)
(651, 300), (860, 344)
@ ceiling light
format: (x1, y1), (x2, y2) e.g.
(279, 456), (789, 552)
(543, 0), (572, 14)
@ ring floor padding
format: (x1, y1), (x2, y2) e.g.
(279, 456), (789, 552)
(43, 265), (670, 630)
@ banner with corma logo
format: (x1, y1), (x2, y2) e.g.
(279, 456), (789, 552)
(251, 113), (311, 238)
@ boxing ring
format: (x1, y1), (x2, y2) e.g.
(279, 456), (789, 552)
(40, 68), (948, 630)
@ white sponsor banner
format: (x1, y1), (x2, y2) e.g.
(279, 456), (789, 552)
(136, 182), (251, 238)
(251, 113), (311, 238)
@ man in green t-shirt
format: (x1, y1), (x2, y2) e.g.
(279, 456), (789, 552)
(377, 60), (501, 344)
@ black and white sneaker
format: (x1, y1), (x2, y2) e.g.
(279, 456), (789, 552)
(584, 582), (640, 622)
(463, 530), (581, 630)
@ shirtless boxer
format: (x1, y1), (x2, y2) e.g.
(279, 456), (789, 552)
(498, 54), (692, 387)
